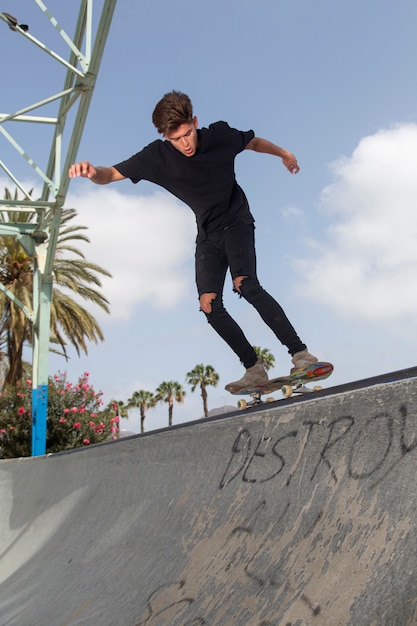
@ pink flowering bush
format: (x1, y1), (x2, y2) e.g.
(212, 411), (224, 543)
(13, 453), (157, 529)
(0, 372), (119, 458)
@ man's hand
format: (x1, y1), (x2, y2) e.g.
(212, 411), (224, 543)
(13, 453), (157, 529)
(281, 152), (300, 174)
(245, 137), (300, 174)
(68, 163), (125, 184)
(68, 161), (97, 179)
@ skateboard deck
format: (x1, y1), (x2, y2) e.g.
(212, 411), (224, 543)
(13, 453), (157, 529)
(230, 362), (334, 409)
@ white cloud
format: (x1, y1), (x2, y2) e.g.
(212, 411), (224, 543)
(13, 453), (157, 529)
(281, 205), (304, 219)
(293, 123), (417, 322)
(67, 186), (196, 320)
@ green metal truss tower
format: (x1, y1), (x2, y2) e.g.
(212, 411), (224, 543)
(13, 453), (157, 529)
(0, 1), (117, 456)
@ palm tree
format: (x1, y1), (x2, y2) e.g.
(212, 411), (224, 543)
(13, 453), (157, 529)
(0, 188), (111, 385)
(113, 400), (129, 419)
(48, 207), (111, 358)
(253, 346), (275, 372)
(0, 223), (32, 384)
(127, 389), (155, 433)
(155, 381), (185, 427)
(186, 363), (219, 418)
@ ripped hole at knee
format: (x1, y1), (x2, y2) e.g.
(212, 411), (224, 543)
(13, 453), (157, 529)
(233, 275), (248, 296)
(199, 292), (217, 314)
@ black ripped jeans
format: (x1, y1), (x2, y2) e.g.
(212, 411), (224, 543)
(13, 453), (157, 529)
(195, 222), (306, 368)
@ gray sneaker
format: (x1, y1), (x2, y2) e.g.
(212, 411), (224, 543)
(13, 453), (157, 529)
(225, 358), (268, 392)
(291, 349), (318, 373)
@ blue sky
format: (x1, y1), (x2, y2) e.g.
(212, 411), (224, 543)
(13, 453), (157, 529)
(1, 0), (417, 433)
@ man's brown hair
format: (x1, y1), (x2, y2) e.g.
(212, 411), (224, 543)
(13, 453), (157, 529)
(152, 90), (194, 135)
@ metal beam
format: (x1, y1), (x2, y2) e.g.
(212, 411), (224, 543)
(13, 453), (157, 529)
(0, 1), (117, 456)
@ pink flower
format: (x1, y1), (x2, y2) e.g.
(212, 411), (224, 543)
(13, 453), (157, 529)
(64, 408), (69, 414)
(74, 422), (81, 429)
(59, 418), (66, 424)
(17, 407), (26, 415)
(71, 407), (78, 413)
(82, 439), (90, 445)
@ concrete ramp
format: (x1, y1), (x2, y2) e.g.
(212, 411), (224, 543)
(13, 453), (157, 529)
(1, 368), (417, 625)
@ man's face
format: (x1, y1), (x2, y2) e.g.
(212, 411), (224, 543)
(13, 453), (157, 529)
(164, 117), (199, 157)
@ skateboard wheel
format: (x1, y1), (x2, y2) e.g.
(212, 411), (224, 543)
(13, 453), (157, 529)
(237, 399), (247, 410)
(313, 385), (323, 392)
(281, 385), (293, 398)
(266, 397), (275, 403)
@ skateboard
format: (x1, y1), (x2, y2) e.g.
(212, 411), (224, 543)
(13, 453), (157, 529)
(230, 362), (334, 410)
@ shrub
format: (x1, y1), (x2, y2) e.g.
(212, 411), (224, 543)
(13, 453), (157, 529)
(0, 372), (119, 458)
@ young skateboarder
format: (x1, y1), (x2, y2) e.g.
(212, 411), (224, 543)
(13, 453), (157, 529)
(69, 90), (320, 391)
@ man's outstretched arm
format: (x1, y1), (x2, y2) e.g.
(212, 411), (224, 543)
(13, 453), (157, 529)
(245, 137), (300, 174)
(68, 161), (126, 184)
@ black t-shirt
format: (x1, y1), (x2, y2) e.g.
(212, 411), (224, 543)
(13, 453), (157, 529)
(113, 121), (255, 238)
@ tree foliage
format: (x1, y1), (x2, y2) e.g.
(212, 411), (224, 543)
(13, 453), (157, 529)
(186, 363), (219, 418)
(155, 381), (185, 427)
(127, 389), (156, 433)
(0, 188), (111, 386)
(253, 346), (276, 372)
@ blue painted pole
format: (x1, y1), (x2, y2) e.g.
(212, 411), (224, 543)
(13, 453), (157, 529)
(32, 385), (48, 456)
(31, 259), (51, 457)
